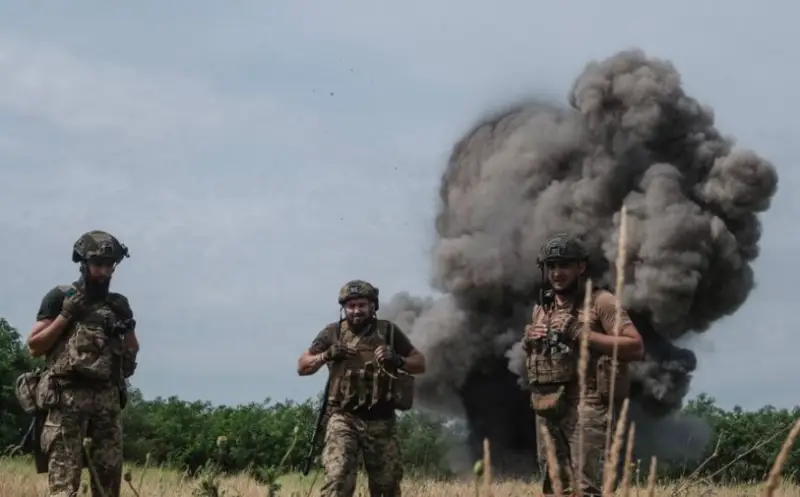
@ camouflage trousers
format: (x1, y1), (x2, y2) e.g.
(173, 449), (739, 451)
(40, 385), (123, 497)
(319, 411), (403, 497)
(535, 399), (609, 497)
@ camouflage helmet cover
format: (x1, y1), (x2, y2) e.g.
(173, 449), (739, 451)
(338, 279), (380, 310)
(72, 230), (129, 264)
(537, 233), (588, 266)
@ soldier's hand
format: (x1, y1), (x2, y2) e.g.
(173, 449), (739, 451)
(375, 345), (405, 369)
(323, 342), (356, 363)
(525, 323), (547, 341)
(60, 291), (88, 322)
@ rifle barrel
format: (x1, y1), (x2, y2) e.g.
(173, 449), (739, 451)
(301, 375), (330, 475)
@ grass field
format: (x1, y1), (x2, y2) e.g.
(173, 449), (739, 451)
(1, 456), (799, 497)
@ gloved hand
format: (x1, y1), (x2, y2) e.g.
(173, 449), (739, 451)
(106, 294), (136, 335)
(60, 290), (88, 322)
(112, 318), (136, 336)
(376, 345), (405, 369)
(323, 342), (356, 363)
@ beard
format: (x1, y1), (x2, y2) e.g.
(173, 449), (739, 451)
(345, 311), (374, 330)
(78, 270), (111, 300)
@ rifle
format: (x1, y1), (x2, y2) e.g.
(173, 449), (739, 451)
(18, 412), (49, 474)
(301, 375), (331, 475)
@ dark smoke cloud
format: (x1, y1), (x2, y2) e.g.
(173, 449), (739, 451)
(382, 49), (779, 474)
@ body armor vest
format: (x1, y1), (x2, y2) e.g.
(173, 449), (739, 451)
(526, 300), (581, 388)
(525, 288), (632, 404)
(14, 286), (133, 418)
(327, 319), (399, 411)
(48, 288), (126, 386)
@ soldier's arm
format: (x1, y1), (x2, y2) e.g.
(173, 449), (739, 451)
(27, 287), (70, 357)
(391, 325), (426, 375)
(297, 326), (334, 376)
(587, 292), (644, 361)
(109, 293), (140, 354)
(124, 330), (140, 353)
(111, 293), (140, 378)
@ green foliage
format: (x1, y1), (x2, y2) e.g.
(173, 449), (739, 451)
(1, 315), (798, 484)
(119, 393), (456, 479)
(661, 393), (800, 484)
(0, 318), (44, 448)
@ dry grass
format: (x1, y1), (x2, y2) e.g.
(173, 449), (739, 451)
(2, 456), (800, 497)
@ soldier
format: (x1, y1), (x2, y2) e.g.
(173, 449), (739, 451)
(297, 280), (427, 497)
(523, 234), (644, 497)
(24, 230), (140, 497)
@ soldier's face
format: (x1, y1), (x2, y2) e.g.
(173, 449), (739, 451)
(546, 260), (586, 292)
(86, 258), (116, 282)
(344, 298), (373, 325)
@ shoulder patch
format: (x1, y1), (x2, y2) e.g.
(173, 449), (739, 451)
(56, 284), (77, 297)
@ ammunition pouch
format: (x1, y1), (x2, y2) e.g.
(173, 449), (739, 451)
(527, 340), (577, 386)
(390, 370), (414, 411)
(526, 326), (576, 422)
(387, 321), (414, 412)
(15, 370), (42, 414)
(530, 384), (567, 421)
(15, 369), (61, 414)
(596, 355), (631, 404)
(327, 319), (416, 413)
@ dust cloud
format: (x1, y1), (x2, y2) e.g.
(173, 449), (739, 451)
(382, 49), (779, 475)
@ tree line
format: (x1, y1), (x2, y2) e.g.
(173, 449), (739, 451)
(1, 317), (797, 483)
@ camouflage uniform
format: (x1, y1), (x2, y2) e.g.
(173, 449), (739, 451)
(524, 235), (633, 497)
(309, 280), (415, 497)
(18, 231), (138, 497)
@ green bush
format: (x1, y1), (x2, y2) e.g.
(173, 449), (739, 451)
(0, 317), (44, 447)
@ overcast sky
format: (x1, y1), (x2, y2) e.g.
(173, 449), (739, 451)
(0, 1), (797, 412)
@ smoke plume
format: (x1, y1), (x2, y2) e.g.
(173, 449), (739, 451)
(382, 49), (779, 475)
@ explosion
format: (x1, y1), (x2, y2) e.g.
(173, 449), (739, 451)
(382, 49), (779, 475)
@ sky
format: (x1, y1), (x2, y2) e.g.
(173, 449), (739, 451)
(0, 1), (797, 412)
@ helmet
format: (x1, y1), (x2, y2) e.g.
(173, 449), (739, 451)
(72, 230), (129, 264)
(338, 279), (380, 310)
(537, 233), (588, 266)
